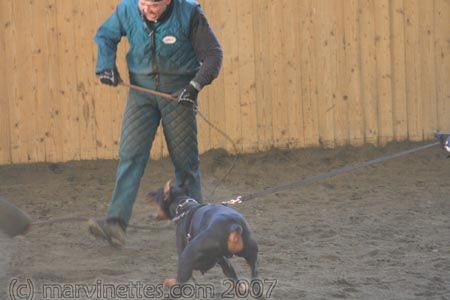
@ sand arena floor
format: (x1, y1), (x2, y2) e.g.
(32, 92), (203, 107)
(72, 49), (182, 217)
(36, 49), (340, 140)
(1, 142), (449, 299)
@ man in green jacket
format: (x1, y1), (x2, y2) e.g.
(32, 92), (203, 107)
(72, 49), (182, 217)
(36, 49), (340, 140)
(88, 0), (223, 247)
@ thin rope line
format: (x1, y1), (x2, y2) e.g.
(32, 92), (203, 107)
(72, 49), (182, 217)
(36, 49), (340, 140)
(239, 142), (440, 202)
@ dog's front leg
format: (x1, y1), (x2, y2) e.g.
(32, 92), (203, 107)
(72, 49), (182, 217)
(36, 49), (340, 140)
(166, 231), (221, 286)
(217, 256), (238, 281)
(163, 245), (197, 290)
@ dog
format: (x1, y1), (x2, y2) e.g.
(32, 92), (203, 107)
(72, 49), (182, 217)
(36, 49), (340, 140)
(146, 180), (259, 288)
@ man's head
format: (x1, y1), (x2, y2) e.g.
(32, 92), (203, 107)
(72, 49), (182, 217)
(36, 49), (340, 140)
(139, 0), (171, 21)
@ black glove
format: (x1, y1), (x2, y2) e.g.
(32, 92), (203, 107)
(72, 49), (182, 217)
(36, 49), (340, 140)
(177, 83), (199, 108)
(98, 69), (122, 87)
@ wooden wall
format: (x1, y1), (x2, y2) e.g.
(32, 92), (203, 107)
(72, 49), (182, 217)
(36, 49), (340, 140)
(0, 0), (449, 165)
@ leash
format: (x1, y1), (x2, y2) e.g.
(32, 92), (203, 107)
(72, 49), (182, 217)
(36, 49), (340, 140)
(222, 142), (441, 205)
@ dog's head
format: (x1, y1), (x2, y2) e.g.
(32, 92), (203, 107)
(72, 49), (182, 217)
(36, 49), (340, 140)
(145, 180), (189, 221)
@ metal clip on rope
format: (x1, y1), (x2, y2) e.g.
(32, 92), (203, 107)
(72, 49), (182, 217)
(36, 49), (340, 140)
(222, 196), (243, 206)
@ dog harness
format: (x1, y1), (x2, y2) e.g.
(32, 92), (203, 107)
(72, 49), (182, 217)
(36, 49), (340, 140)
(172, 198), (205, 244)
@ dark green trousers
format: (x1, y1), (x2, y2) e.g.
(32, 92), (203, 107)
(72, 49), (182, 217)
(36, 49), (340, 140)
(107, 73), (202, 227)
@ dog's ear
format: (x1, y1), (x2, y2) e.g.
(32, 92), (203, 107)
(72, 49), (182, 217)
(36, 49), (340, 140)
(163, 180), (172, 202)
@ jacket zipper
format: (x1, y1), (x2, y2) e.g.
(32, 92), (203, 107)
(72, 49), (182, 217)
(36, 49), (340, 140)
(149, 21), (160, 91)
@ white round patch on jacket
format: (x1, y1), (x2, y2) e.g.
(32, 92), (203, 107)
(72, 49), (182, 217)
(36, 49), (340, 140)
(162, 36), (177, 45)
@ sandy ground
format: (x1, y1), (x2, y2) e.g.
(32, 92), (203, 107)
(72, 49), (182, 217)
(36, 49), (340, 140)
(0, 142), (449, 300)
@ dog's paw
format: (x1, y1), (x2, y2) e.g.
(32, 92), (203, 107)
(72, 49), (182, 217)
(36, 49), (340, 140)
(163, 278), (177, 289)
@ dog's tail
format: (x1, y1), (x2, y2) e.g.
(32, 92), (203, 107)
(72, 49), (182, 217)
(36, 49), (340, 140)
(227, 223), (244, 254)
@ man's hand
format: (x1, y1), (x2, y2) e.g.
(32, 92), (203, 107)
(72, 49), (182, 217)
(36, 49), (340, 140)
(177, 83), (199, 108)
(98, 69), (122, 87)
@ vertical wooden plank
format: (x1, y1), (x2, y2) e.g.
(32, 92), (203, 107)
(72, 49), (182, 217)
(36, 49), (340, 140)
(4, 0), (19, 163)
(335, 0), (349, 146)
(237, 0), (258, 152)
(359, 0), (378, 144)
(299, 0), (319, 146)
(192, 0), (211, 154)
(434, 0), (450, 132)
(343, 0), (364, 145)
(195, 0), (209, 155)
(404, 0), (423, 141)
(419, 0), (438, 139)
(222, 0), (242, 153)
(314, 0), (337, 148)
(269, 0), (289, 148)
(72, 0), (98, 160)
(0, 0), (12, 164)
(0, 0), (13, 165)
(390, 0), (408, 141)
(253, 0), (273, 151)
(283, 0), (304, 148)
(374, 0), (394, 145)
(197, 0), (211, 154)
(56, 0), (81, 161)
(206, 0), (227, 150)
(196, 0), (211, 155)
(93, 0), (117, 159)
(12, 0), (38, 163)
(43, 0), (64, 162)
(31, 0), (52, 162)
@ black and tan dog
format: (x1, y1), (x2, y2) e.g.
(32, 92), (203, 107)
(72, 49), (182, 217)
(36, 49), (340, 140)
(146, 180), (259, 288)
